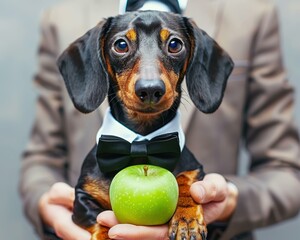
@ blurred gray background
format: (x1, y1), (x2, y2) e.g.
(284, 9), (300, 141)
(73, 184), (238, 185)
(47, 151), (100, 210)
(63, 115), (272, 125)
(0, 0), (299, 239)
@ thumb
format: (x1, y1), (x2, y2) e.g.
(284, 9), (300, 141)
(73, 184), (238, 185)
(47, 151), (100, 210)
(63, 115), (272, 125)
(48, 182), (75, 208)
(190, 173), (227, 204)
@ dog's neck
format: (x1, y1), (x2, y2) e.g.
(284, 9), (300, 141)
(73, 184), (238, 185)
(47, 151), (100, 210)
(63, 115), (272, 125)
(110, 104), (179, 136)
(108, 89), (180, 136)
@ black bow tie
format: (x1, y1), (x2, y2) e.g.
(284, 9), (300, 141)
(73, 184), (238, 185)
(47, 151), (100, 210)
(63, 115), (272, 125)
(126, 0), (182, 14)
(96, 132), (180, 173)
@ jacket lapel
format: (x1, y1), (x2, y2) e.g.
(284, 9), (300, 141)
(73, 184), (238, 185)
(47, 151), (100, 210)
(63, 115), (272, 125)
(180, 0), (225, 132)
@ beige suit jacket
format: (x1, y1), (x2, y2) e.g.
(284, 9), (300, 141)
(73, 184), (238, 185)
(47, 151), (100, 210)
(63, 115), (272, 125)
(20, 0), (300, 239)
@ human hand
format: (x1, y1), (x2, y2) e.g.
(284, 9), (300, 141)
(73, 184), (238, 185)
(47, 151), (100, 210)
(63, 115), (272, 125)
(97, 211), (169, 240)
(97, 173), (238, 239)
(38, 182), (91, 240)
(190, 173), (238, 223)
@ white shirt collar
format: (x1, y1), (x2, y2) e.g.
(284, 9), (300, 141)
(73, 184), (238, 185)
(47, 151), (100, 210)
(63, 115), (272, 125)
(96, 108), (185, 150)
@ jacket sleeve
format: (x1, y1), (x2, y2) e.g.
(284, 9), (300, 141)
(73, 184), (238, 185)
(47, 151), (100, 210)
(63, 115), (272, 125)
(223, 2), (300, 239)
(19, 9), (67, 239)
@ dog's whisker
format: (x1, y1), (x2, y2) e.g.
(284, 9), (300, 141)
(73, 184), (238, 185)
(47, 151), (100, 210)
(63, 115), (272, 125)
(179, 97), (193, 113)
(181, 96), (192, 106)
(108, 95), (120, 105)
(181, 88), (189, 95)
(180, 102), (188, 112)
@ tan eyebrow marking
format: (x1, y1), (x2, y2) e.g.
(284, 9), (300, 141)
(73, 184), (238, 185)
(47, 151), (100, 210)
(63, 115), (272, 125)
(160, 29), (170, 42)
(126, 29), (137, 41)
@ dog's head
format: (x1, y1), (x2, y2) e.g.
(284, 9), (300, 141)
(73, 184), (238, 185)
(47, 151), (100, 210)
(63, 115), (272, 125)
(57, 11), (233, 120)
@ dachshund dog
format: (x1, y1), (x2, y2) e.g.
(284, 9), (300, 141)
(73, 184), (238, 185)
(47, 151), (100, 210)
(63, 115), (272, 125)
(57, 11), (233, 240)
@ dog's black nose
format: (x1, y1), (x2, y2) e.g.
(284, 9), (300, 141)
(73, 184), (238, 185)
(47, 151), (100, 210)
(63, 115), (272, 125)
(135, 79), (166, 104)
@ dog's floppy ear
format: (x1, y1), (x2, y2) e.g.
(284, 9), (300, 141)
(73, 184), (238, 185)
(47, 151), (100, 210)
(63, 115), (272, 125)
(185, 19), (234, 113)
(57, 18), (112, 113)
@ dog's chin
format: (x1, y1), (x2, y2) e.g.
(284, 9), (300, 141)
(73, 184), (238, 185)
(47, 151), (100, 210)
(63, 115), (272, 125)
(137, 107), (164, 114)
(123, 104), (169, 123)
(127, 106), (164, 116)
(121, 96), (176, 124)
(126, 101), (173, 116)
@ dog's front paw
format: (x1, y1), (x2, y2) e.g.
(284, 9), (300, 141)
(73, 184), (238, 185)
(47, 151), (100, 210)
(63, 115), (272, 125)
(87, 224), (111, 240)
(169, 170), (207, 240)
(168, 205), (207, 240)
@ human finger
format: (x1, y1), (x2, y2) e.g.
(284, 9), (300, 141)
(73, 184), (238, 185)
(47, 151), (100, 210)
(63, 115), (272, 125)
(51, 204), (91, 240)
(47, 182), (75, 209)
(108, 224), (168, 240)
(97, 210), (119, 227)
(190, 173), (228, 204)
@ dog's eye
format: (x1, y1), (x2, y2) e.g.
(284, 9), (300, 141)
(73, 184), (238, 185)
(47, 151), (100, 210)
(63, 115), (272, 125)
(168, 38), (183, 53)
(114, 39), (129, 54)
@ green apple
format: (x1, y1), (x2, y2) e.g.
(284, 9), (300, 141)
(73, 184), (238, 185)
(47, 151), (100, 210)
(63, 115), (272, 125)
(109, 165), (179, 225)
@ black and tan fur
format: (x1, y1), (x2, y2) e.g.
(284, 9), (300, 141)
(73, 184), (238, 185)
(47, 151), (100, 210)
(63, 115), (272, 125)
(57, 11), (233, 240)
